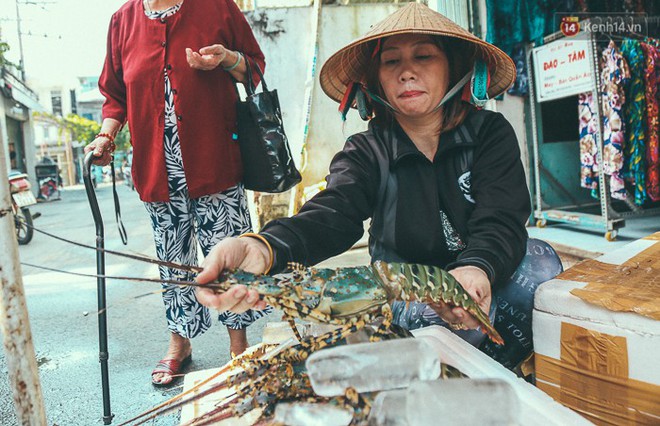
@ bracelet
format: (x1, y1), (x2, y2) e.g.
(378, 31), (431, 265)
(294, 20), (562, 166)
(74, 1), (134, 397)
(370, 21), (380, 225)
(222, 51), (242, 72)
(239, 232), (274, 274)
(95, 133), (116, 153)
(96, 132), (115, 143)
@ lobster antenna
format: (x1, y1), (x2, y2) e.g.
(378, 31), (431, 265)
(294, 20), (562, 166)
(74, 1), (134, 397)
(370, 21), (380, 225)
(20, 262), (218, 289)
(20, 222), (203, 273)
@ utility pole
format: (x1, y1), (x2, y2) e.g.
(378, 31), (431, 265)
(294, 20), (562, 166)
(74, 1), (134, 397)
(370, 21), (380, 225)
(14, 0), (26, 80)
(0, 121), (47, 423)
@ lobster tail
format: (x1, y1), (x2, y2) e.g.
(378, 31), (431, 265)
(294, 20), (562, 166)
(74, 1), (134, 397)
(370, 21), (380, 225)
(377, 262), (504, 345)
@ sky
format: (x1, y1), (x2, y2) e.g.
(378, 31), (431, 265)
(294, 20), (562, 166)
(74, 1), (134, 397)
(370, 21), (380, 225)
(0, 0), (128, 86)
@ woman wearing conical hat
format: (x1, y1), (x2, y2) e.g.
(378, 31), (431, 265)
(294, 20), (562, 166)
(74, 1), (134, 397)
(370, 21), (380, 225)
(197, 4), (530, 346)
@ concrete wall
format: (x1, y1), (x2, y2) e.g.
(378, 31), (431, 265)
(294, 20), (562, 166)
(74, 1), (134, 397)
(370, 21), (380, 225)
(497, 94), (530, 181)
(246, 4), (401, 189)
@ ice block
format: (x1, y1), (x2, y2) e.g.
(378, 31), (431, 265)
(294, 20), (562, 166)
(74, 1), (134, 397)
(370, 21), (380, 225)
(367, 389), (408, 426)
(306, 338), (441, 397)
(273, 402), (353, 426)
(406, 379), (520, 425)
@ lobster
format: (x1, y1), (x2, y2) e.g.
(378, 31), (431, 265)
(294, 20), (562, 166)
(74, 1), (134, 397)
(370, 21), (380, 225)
(216, 260), (503, 345)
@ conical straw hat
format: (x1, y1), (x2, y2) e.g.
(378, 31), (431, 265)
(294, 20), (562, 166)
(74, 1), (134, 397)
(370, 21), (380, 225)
(319, 2), (516, 104)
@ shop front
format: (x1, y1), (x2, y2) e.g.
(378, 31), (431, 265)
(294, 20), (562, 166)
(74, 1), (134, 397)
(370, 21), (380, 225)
(1, 68), (41, 192)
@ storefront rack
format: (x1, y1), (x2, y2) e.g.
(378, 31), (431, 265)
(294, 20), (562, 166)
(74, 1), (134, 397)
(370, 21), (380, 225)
(527, 21), (660, 241)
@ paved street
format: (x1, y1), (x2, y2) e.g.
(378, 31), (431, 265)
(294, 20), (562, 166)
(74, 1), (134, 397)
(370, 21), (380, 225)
(0, 183), (283, 425)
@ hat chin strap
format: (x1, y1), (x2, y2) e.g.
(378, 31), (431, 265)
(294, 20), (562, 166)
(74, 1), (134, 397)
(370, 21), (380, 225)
(364, 64), (484, 116)
(432, 70), (473, 112)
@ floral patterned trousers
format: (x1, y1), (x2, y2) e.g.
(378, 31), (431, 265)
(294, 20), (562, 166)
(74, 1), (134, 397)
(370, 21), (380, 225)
(144, 186), (273, 338)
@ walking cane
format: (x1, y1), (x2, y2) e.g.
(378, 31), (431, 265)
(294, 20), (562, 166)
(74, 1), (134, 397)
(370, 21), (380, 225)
(83, 152), (114, 425)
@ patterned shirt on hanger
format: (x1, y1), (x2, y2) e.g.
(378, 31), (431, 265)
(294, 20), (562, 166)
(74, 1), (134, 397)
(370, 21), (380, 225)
(621, 39), (647, 205)
(641, 40), (660, 201)
(579, 92), (600, 195)
(600, 40), (630, 201)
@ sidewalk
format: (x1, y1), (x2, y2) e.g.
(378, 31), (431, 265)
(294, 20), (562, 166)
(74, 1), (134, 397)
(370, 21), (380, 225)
(527, 215), (660, 258)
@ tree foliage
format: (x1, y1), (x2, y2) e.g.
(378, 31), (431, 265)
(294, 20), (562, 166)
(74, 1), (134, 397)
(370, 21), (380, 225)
(33, 111), (131, 152)
(0, 41), (21, 71)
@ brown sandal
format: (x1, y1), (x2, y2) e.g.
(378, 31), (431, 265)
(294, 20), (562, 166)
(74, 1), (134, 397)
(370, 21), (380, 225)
(151, 354), (192, 387)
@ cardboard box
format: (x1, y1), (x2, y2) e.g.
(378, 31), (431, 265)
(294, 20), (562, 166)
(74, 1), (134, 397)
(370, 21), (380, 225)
(533, 233), (660, 425)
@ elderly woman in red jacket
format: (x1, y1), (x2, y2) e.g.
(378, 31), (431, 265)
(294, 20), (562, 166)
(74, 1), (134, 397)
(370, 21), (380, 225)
(85, 0), (271, 387)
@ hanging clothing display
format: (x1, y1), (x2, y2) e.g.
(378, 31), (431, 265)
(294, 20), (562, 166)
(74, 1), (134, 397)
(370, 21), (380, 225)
(600, 40), (630, 201)
(579, 92), (600, 194)
(507, 43), (530, 96)
(620, 39), (647, 205)
(485, 0), (559, 97)
(580, 37), (660, 204)
(642, 40), (660, 202)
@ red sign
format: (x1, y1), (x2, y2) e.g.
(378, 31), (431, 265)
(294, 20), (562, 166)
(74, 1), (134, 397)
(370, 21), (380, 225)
(560, 16), (580, 37)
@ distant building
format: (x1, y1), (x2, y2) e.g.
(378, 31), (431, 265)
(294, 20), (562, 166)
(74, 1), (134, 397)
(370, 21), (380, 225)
(28, 75), (108, 186)
(31, 77), (80, 186)
(77, 76), (103, 123)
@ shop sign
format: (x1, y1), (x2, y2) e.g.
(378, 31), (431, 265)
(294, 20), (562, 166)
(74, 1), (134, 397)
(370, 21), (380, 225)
(532, 38), (592, 102)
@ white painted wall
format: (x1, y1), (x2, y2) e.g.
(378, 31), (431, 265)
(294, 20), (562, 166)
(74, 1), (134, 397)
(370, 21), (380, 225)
(246, 4), (401, 187)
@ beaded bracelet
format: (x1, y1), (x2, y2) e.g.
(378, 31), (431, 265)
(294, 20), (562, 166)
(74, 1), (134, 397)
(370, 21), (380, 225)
(95, 132), (116, 153)
(222, 51), (242, 72)
(238, 232), (274, 274)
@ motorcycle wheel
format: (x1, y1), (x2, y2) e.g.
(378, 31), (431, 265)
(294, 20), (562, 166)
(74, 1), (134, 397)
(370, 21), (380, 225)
(15, 207), (34, 245)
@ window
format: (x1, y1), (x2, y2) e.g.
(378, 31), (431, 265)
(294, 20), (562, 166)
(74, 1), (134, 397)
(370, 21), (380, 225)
(51, 90), (63, 116)
(70, 89), (77, 115)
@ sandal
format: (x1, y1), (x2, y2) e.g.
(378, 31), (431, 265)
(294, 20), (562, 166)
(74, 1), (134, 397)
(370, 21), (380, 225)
(151, 354), (192, 387)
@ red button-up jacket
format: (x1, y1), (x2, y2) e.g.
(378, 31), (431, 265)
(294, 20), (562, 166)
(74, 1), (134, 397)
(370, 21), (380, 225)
(99, 0), (265, 202)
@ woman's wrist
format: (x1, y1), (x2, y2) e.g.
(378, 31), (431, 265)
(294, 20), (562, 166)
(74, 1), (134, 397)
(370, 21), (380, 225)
(95, 132), (117, 153)
(222, 51), (242, 72)
(238, 233), (273, 273)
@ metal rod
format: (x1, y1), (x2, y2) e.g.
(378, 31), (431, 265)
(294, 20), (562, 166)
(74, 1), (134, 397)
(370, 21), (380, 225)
(0, 117), (46, 424)
(526, 44), (544, 220)
(589, 31), (616, 234)
(83, 152), (113, 424)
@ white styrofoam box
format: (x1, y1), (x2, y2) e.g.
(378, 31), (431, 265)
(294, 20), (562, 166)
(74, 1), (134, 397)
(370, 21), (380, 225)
(412, 326), (591, 425)
(532, 235), (660, 425)
(533, 279), (660, 386)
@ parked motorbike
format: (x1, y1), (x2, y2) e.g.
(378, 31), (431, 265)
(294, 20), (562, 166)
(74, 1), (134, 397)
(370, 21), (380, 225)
(8, 171), (39, 245)
(38, 176), (60, 201)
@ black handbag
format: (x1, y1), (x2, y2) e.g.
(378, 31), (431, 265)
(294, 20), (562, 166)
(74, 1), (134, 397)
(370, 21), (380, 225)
(235, 56), (301, 193)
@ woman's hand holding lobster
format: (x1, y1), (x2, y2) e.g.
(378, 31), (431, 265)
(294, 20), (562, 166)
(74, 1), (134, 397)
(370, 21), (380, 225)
(428, 265), (492, 330)
(196, 237), (269, 313)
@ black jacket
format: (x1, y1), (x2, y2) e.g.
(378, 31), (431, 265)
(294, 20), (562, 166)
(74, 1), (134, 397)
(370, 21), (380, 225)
(261, 109), (531, 288)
